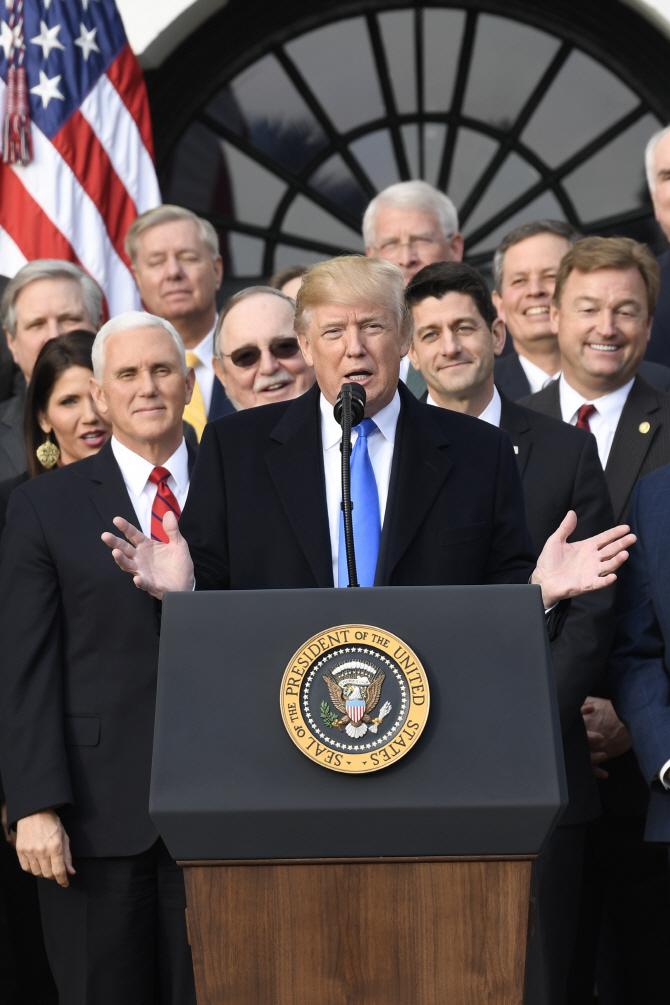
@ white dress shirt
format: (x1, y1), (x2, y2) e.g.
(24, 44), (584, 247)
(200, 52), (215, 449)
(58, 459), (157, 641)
(518, 353), (560, 395)
(426, 385), (502, 427)
(187, 322), (216, 416)
(558, 375), (635, 468)
(111, 436), (190, 539)
(320, 391), (400, 586)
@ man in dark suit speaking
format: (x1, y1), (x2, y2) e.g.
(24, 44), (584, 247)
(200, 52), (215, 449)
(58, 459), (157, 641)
(104, 256), (633, 639)
(0, 312), (198, 1004)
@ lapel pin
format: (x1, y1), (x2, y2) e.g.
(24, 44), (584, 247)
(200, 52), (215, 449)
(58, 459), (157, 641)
(639, 421), (651, 434)
(513, 445), (519, 454)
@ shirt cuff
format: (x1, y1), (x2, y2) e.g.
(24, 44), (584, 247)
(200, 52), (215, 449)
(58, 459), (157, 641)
(656, 758), (670, 789)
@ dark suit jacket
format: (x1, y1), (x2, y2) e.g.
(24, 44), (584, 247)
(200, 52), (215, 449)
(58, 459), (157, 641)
(522, 375), (670, 816)
(521, 375), (670, 525)
(0, 372), (26, 482)
(609, 467), (670, 841)
(495, 349), (670, 401)
(209, 374), (235, 420)
(0, 440), (195, 856)
(499, 396), (615, 823)
(180, 382), (537, 595)
(646, 249), (670, 368)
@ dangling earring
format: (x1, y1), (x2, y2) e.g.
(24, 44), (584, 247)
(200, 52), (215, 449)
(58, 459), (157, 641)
(36, 432), (60, 469)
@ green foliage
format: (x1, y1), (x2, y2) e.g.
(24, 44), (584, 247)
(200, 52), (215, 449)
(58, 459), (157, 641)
(320, 701), (339, 727)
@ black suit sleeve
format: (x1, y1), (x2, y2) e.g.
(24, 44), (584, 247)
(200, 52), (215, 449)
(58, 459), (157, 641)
(0, 489), (73, 828)
(180, 422), (231, 591)
(484, 430), (537, 585)
(548, 433), (616, 725)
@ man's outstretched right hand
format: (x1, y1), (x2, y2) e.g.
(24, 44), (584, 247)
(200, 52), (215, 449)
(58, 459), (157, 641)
(102, 511), (195, 599)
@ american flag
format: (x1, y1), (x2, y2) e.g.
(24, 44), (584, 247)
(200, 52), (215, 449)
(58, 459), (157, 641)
(0, 0), (161, 314)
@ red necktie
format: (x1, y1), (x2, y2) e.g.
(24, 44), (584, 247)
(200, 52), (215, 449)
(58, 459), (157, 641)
(576, 404), (597, 431)
(149, 467), (181, 543)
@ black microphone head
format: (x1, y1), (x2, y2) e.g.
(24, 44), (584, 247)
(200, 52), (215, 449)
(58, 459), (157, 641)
(334, 382), (366, 427)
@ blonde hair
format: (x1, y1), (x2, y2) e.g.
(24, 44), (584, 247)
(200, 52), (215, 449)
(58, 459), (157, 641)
(125, 205), (219, 265)
(295, 256), (410, 339)
(554, 237), (660, 314)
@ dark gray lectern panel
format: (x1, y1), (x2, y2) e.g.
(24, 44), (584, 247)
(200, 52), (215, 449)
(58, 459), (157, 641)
(151, 586), (566, 860)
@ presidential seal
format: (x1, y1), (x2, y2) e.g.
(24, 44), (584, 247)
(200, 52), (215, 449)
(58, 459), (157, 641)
(280, 624), (430, 773)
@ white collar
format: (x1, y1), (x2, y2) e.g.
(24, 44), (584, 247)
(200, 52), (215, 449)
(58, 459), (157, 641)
(517, 352), (560, 392)
(186, 320), (216, 370)
(320, 389), (401, 450)
(426, 385), (502, 427)
(111, 436), (190, 496)
(559, 374), (635, 427)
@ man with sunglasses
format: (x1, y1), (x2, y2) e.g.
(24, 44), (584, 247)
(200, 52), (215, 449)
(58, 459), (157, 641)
(212, 287), (315, 409)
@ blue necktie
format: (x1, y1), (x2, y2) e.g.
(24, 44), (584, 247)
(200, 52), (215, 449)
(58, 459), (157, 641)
(338, 418), (381, 588)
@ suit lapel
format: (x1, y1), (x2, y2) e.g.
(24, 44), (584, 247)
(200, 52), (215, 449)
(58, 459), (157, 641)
(86, 440), (140, 532)
(507, 353), (532, 400)
(379, 386), (453, 584)
(536, 379), (562, 420)
(265, 386), (333, 588)
(605, 377), (661, 523)
(499, 396), (532, 479)
(0, 389), (27, 473)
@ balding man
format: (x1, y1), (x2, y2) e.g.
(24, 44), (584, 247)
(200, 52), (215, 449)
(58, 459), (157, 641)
(103, 257), (633, 650)
(212, 286), (315, 410)
(127, 205), (234, 439)
(0, 312), (197, 1004)
(0, 260), (102, 480)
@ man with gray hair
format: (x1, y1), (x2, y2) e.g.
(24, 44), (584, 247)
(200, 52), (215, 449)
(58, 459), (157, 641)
(0, 310), (197, 1004)
(363, 180), (463, 285)
(127, 205), (234, 440)
(644, 124), (670, 368)
(0, 259), (102, 480)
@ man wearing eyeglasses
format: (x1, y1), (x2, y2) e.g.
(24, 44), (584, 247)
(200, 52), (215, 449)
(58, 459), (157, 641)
(212, 287), (315, 410)
(363, 181), (463, 286)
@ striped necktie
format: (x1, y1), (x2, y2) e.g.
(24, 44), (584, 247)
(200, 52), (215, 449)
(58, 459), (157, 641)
(338, 418), (381, 588)
(149, 467), (181, 543)
(184, 352), (208, 441)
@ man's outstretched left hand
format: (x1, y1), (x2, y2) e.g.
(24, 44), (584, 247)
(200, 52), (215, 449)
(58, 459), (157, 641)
(531, 510), (635, 609)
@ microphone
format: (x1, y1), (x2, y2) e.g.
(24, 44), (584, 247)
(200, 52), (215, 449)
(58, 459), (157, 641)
(333, 382), (366, 588)
(334, 382), (366, 428)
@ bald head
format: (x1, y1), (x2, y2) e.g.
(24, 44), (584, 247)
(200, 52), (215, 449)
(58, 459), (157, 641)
(213, 290), (315, 410)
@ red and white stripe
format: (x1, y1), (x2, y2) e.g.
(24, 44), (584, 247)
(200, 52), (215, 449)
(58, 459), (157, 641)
(0, 44), (160, 316)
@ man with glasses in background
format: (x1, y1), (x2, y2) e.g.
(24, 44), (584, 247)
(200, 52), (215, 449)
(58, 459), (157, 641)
(213, 286), (315, 410)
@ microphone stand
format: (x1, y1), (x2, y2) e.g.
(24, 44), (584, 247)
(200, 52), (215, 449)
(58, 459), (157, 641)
(340, 385), (358, 588)
(334, 383), (366, 588)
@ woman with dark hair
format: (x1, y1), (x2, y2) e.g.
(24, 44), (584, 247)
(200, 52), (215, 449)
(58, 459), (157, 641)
(0, 330), (110, 533)
(0, 329), (110, 1005)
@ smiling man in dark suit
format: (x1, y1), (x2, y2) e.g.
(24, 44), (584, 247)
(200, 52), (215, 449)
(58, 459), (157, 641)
(0, 312), (198, 1005)
(492, 221), (670, 402)
(405, 260), (616, 1005)
(522, 235), (670, 1003)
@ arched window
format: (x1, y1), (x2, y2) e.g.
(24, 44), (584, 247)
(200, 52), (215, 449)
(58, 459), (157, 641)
(154, 3), (666, 280)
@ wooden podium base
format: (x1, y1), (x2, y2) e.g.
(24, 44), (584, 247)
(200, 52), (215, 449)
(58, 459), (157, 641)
(182, 856), (534, 1005)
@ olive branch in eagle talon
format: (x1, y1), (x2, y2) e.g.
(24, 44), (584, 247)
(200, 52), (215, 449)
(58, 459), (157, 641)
(321, 666), (392, 739)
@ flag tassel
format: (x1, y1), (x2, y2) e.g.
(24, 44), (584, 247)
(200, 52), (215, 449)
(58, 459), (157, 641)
(3, 65), (33, 165)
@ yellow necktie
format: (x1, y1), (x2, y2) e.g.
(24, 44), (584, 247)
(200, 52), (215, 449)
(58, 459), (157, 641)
(184, 352), (208, 442)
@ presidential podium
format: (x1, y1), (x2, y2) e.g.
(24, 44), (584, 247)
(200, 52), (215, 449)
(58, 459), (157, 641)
(150, 585), (566, 1005)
